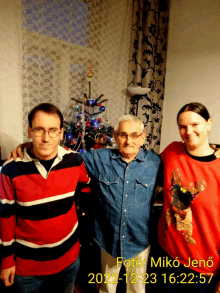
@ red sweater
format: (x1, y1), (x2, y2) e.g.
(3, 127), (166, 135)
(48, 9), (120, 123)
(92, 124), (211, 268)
(0, 146), (90, 276)
(158, 141), (220, 274)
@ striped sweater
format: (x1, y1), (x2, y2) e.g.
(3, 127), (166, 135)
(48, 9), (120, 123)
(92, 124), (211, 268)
(0, 146), (90, 276)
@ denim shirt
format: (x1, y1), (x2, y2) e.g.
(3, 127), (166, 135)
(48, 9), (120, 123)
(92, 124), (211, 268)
(82, 148), (161, 260)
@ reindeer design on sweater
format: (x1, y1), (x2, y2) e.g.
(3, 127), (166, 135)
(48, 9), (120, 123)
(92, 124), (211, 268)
(165, 169), (206, 245)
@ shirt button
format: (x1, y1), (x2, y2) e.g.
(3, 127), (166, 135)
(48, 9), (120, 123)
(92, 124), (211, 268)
(122, 235), (125, 238)
(125, 194), (128, 197)
(123, 223), (126, 225)
(124, 209), (126, 212)
(146, 184), (148, 187)
(127, 181), (129, 183)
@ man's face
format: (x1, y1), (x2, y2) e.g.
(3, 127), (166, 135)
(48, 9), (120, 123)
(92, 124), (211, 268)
(114, 121), (146, 160)
(28, 111), (63, 160)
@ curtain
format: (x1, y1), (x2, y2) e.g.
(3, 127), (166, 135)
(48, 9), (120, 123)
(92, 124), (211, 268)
(21, 0), (133, 140)
(127, 0), (169, 153)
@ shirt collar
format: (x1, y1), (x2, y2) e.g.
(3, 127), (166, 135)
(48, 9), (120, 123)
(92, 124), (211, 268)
(24, 145), (62, 162)
(111, 148), (145, 162)
(24, 148), (37, 162)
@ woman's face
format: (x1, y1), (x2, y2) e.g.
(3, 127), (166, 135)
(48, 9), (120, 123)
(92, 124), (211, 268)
(178, 111), (212, 150)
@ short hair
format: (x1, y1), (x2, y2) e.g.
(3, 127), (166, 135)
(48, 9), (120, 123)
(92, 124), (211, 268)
(114, 114), (144, 132)
(28, 103), (63, 128)
(177, 102), (210, 124)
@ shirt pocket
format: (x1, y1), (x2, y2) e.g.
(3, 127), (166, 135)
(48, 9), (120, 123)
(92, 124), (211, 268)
(135, 177), (155, 205)
(98, 175), (119, 202)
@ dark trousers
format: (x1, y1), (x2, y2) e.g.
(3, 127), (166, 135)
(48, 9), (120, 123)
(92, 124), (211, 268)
(14, 256), (80, 293)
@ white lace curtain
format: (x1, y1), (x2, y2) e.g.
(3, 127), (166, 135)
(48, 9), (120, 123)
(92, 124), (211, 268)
(21, 0), (133, 140)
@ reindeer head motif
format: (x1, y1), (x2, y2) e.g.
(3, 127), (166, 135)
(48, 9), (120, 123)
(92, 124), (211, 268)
(170, 169), (206, 210)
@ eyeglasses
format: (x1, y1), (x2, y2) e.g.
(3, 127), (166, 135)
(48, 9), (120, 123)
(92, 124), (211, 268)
(31, 127), (62, 138)
(116, 132), (143, 140)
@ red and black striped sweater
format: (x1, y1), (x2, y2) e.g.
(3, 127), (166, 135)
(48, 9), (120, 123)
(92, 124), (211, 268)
(0, 146), (90, 276)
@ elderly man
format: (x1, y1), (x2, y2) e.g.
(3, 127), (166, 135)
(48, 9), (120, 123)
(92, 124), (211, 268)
(6, 114), (162, 293)
(83, 115), (161, 293)
(0, 103), (90, 293)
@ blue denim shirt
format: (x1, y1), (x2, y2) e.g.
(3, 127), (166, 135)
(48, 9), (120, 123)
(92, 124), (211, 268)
(82, 148), (161, 260)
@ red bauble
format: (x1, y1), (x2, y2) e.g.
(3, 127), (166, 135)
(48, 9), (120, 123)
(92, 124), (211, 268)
(98, 118), (102, 122)
(98, 102), (101, 107)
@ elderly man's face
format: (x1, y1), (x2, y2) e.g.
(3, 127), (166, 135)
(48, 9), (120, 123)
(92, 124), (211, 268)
(114, 121), (145, 161)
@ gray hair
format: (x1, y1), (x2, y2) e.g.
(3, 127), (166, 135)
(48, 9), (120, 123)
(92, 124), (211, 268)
(114, 115), (144, 132)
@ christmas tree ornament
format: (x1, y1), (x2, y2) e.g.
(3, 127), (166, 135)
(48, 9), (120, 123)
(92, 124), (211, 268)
(98, 102), (101, 107)
(88, 99), (95, 106)
(98, 118), (102, 122)
(92, 119), (98, 127)
(87, 59), (93, 99)
(93, 133), (107, 149)
(99, 106), (105, 112)
(107, 126), (113, 132)
(79, 149), (87, 154)
(66, 133), (73, 140)
(70, 138), (76, 145)
(85, 99), (95, 106)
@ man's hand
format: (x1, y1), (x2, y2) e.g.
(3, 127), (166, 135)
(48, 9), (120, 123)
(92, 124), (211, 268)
(0, 266), (15, 286)
(6, 142), (32, 161)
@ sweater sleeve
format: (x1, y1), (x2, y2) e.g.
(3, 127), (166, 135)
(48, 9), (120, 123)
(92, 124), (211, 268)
(79, 161), (90, 184)
(0, 166), (16, 269)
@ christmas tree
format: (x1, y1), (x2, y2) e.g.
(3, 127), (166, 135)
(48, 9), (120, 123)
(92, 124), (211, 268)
(63, 61), (114, 152)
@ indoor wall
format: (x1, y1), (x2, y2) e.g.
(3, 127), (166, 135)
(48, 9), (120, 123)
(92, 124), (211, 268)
(161, 0), (220, 151)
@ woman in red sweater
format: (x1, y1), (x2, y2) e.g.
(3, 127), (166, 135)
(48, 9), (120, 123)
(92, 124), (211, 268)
(156, 102), (220, 293)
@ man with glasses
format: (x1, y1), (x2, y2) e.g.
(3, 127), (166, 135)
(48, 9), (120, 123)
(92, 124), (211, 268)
(5, 114), (162, 293)
(82, 115), (162, 293)
(0, 103), (90, 292)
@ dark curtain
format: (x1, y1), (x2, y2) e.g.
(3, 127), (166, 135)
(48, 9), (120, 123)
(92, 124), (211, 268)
(127, 0), (169, 153)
